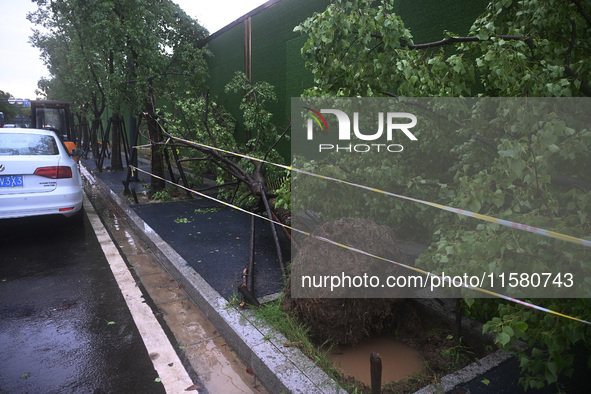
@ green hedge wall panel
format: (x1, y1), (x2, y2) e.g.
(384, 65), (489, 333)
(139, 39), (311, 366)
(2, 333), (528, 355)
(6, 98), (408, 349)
(204, 0), (489, 160)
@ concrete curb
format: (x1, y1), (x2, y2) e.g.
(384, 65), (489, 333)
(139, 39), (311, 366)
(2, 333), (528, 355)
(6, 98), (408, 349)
(81, 165), (346, 394)
(414, 350), (512, 394)
(412, 299), (518, 393)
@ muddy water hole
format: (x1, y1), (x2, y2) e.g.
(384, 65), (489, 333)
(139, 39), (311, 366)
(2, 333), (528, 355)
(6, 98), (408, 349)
(317, 299), (492, 393)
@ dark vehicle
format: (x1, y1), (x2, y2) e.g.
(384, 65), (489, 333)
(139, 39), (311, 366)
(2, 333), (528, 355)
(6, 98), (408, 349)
(29, 100), (78, 155)
(0, 111), (4, 128)
(30, 100), (74, 142)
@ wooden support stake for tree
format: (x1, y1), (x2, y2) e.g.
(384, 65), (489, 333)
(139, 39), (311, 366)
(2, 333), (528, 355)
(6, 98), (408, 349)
(272, 211), (297, 250)
(170, 144), (192, 198)
(123, 114), (142, 195)
(163, 148), (176, 183)
(96, 118), (112, 172)
(248, 215), (255, 294)
(238, 282), (260, 307)
(120, 118), (130, 168)
(131, 188), (139, 204)
(260, 189), (285, 278)
(111, 116), (123, 170)
(455, 298), (462, 339)
(238, 285), (260, 306)
(370, 352), (382, 394)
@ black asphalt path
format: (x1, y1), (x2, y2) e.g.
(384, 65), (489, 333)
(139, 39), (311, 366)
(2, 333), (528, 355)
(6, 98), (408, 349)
(131, 200), (287, 300)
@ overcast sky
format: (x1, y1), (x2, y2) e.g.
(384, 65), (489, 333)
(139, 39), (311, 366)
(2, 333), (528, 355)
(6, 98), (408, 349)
(0, 0), (269, 100)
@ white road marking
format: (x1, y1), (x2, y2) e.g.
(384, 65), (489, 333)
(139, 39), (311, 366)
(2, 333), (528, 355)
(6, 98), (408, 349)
(84, 194), (197, 393)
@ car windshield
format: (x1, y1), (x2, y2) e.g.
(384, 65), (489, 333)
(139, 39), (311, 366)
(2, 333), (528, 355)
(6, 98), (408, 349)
(0, 133), (59, 156)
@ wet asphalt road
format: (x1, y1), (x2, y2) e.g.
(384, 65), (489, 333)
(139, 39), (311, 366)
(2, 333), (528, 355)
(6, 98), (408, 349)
(0, 214), (165, 394)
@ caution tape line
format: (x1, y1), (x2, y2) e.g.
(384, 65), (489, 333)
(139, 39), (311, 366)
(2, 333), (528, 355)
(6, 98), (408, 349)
(130, 165), (591, 326)
(136, 135), (591, 249)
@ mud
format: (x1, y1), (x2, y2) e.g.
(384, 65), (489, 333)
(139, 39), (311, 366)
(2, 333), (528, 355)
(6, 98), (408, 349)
(329, 336), (424, 385)
(327, 300), (493, 392)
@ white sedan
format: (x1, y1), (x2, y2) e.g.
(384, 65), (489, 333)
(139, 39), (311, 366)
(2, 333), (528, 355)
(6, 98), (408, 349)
(0, 128), (84, 220)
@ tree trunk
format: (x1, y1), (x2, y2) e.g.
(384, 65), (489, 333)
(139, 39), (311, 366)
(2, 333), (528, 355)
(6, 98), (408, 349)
(110, 114), (123, 170)
(146, 107), (166, 193)
(91, 119), (100, 158)
(82, 116), (89, 154)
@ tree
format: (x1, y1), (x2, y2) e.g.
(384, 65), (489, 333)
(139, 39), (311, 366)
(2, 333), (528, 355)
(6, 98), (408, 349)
(295, 0), (591, 389)
(158, 72), (290, 273)
(296, 0), (590, 98)
(28, 0), (210, 190)
(29, 0), (108, 150)
(26, 1), (291, 276)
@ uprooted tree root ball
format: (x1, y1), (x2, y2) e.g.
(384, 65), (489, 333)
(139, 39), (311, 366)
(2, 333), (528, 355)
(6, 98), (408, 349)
(282, 218), (422, 345)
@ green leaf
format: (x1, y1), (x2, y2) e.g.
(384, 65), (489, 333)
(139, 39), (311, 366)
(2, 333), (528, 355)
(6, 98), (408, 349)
(496, 332), (511, 347)
(547, 144), (559, 153)
(531, 348), (544, 358)
(477, 30), (489, 40)
(498, 148), (518, 158)
(481, 378), (490, 386)
(514, 321), (528, 332)
(545, 362), (558, 384)
(507, 158), (526, 174)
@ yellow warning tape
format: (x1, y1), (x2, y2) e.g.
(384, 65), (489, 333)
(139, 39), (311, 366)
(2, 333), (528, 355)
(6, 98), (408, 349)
(142, 135), (591, 249)
(129, 164), (591, 326)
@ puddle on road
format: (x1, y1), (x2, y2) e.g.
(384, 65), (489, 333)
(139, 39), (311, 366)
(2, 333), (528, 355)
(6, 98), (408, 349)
(91, 199), (142, 255)
(328, 335), (424, 385)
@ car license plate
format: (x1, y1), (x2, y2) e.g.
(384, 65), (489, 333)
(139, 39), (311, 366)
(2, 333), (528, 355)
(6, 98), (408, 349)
(0, 175), (24, 188)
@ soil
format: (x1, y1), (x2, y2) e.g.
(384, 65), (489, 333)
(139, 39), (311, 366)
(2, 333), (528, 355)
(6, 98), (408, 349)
(281, 218), (494, 392)
(282, 218), (420, 344)
(367, 300), (492, 393)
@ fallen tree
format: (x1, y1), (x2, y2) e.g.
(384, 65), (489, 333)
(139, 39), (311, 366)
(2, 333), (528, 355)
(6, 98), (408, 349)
(128, 72), (292, 294)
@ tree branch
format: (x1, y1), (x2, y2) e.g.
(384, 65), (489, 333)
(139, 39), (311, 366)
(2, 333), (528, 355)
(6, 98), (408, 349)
(571, 0), (591, 26)
(202, 89), (218, 146)
(264, 122), (290, 161)
(370, 34), (533, 50)
(160, 130), (250, 183)
(562, 14), (591, 96)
